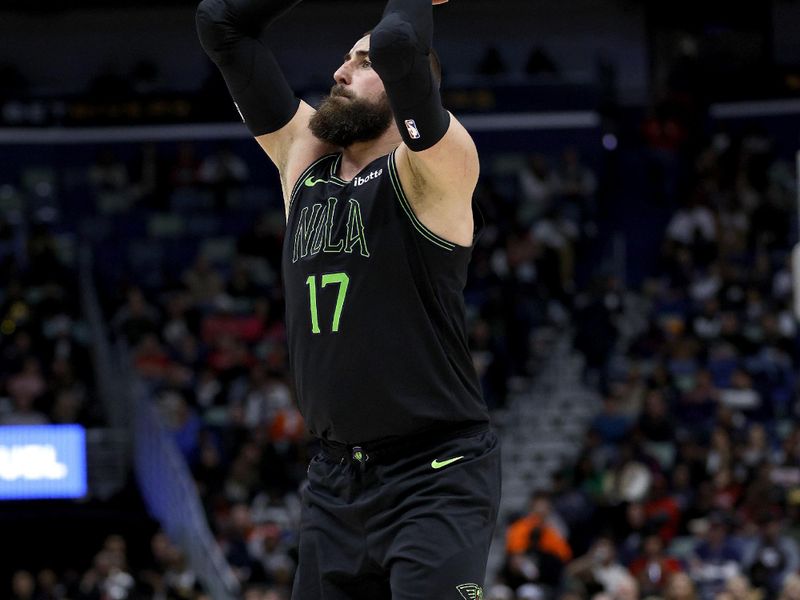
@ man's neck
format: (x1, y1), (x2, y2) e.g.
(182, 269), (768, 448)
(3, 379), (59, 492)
(339, 128), (402, 181)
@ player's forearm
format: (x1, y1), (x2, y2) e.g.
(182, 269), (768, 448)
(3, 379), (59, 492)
(200, 0), (301, 39)
(196, 0), (301, 135)
(377, 0), (434, 52)
(370, 0), (450, 152)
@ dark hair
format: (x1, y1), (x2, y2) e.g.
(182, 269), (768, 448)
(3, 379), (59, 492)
(361, 31), (443, 88)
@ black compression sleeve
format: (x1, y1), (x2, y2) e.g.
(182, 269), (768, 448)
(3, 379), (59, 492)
(370, 0), (450, 152)
(196, 0), (301, 136)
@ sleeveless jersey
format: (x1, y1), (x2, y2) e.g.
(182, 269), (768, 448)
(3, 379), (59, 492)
(281, 150), (488, 444)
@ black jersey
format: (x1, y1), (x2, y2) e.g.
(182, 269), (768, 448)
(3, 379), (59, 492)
(281, 149), (488, 444)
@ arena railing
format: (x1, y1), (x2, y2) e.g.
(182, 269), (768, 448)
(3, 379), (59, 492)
(80, 246), (240, 600)
(121, 351), (241, 600)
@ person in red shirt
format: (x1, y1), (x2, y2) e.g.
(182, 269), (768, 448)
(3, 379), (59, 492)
(629, 534), (683, 597)
(645, 474), (682, 542)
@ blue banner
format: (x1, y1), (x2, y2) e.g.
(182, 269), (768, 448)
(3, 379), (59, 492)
(0, 425), (87, 500)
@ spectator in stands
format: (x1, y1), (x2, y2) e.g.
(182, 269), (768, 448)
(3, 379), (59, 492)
(88, 148), (133, 213)
(517, 154), (557, 226)
(111, 286), (160, 346)
(222, 502), (263, 584)
(198, 143), (250, 211)
(88, 148), (130, 193)
(565, 535), (632, 598)
(170, 142), (202, 189)
(469, 316), (508, 410)
(589, 395), (632, 447)
(183, 254), (225, 309)
(637, 389), (677, 467)
(76, 549), (135, 600)
(132, 333), (173, 381)
(706, 427), (734, 479)
(779, 573), (800, 600)
(35, 568), (63, 600)
(689, 513), (743, 600)
(554, 147), (597, 233)
(641, 105), (688, 204)
(573, 276), (623, 391)
(644, 474), (682, 542)
(742, 512), (800, 597)
(617, 503), (654, 567)
(723, 574), (762, 600)
(226, 259), (262, 301)
(3, 357), (48, 424)
(10, 570), (35, 600)
(628, 534), (683, 597)
(25, 223), (71, 287)
(665, 572), (700, 600)
(675, 369), (719, 436)
(486, 583), (515, 600)
(604, 442), (654, 506)
(140, 531), (203, 598)
(670, 463), (696, 518)
(244, 585), (290, 600)
(531, 204), (579, 295)
(161, 392), (203, 464)
(504, 491), (573, 590)
(130, 142), (163, 209)
(236, 212), (285, 278)
(247, 520), (296, 589)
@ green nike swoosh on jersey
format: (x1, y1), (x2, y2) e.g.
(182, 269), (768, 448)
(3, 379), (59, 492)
(304, 176), (326, 187)
(431, 456), (465, 469)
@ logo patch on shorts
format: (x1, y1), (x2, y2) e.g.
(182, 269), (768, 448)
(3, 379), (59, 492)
(404, 119), (421, 139)
(457, 583), (484, 599)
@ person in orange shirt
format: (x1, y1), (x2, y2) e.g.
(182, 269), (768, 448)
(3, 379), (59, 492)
(504, 491), (573, 589)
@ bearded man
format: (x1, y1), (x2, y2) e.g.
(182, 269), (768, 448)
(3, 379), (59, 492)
(197, 0), (500, 597)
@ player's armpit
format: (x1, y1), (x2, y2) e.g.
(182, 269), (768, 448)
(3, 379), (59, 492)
(256, 101), (336, 216)
(394, 115), (479, 247)
(399, 113), (478, 192)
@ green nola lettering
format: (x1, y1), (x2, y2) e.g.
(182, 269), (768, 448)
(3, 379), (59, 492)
(293, 197), (369, 263)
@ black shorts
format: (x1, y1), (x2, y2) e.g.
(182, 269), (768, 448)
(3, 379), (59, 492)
(291, 426), (502, 600)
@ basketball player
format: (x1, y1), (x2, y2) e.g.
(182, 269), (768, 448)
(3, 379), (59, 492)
(196, 0), (501, 597)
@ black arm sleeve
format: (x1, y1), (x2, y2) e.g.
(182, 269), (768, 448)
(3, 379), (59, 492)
(369, 0), (450, 152)
(196, 0), (301, 136)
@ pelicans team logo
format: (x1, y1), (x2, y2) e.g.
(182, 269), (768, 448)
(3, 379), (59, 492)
(456, 583), (484, 599)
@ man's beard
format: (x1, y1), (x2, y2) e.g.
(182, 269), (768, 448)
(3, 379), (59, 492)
(309, 85), (393, 148)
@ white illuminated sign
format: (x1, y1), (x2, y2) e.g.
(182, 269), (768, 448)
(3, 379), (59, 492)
(0, 425), (87, 500)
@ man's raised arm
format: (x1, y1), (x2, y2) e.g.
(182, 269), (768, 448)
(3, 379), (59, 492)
(369, 0), (479, 246)
(196, 0), (332, 207)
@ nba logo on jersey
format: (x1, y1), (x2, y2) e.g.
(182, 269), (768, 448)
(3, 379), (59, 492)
(404, 119), (421, 140)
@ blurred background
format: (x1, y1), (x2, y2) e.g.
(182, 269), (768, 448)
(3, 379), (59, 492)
(0, 0), (799, 599)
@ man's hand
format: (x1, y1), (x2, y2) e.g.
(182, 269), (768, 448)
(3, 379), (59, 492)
(432, 0), (448, 4)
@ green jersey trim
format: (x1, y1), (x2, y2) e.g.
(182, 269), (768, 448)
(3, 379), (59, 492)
(387, 150), (456, 252)
(329, 154), (348, 184)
